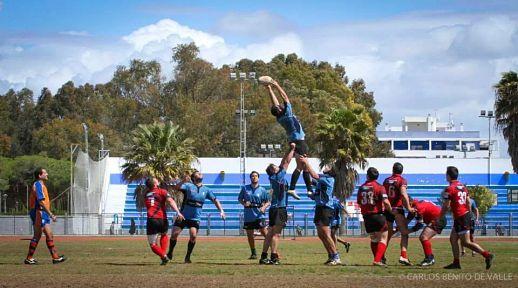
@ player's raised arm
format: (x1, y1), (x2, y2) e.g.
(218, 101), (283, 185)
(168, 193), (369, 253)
(279, 142), (296, 170)
(273, 80), (290, 104)
(267, 85), (281, 106)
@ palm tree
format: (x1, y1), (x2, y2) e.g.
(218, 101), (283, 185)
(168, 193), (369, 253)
(315, 105), (375, 201)
(122, 121), (197, 209)
(494, 71), (518, 173)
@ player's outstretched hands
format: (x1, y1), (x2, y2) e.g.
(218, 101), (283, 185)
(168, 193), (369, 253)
(176, 212), (185, 221)
(219, 211), (226, 220)
(51, 214), (57, 222)
(290, 142), (296, 150)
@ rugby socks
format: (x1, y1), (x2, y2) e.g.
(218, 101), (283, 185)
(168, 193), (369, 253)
(289, 169), (301, 191)
(185, 241), (196, 260)
(481, 251), (491, 259)
(303, 171), (313, 192)
(260, 252), (268, 260)
(151, 244), (165, 258)
(250, 248), (257, 256)
(168, 239), (177, 256)
(421, 240), (433, 257)
(374, 243), (387, 263)
(45, 239), (59, 259)
(370, 242), (378, 257)
(160, 235), (169, 255)
(270, 253), (279, 260)
(401, 250), (408, 259)
(27, 237), (39, 259)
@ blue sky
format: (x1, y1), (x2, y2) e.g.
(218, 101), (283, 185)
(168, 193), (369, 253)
(1, 0), (517, 156)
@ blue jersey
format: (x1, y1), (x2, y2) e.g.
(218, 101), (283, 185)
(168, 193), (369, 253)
(470, 198), (477, 219)
(331, 199), (343, 227)
(276, 102), (305, 141)
(238, 184), (269, 222)
(179, 182), (216, 221)
(269, 168), (289, 208)
(313, 174), (335, 209)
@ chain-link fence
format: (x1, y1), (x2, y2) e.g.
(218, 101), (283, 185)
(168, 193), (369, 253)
(1, 211), (516, 236)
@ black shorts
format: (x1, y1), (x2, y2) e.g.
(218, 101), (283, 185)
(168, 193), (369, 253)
(453, 213), (472, 234)
(384, 207), (404, 223)
(269, 207), (288, 227)
(314, 206), (334, 226)
(146, 218), (169, 235)
(173, 219), (200, 230)
(289, 140), (309, 156)
(363, 213), (388, 234)
(243, 219), (267, 230)
(427, 216), (447, 234)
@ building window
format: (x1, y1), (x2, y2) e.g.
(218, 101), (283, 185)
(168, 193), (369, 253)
(431, 141), (459, 150)
(410, 141), (429, 150)
(462, 141), (480, 150)
(393, 141), (408, 150)
(508, 189), (518, 204)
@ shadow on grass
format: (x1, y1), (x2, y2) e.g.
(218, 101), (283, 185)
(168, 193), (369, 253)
(185, 261), (301, 266)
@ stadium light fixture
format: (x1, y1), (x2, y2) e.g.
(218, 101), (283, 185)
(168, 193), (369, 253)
(479, 109), (495, 185)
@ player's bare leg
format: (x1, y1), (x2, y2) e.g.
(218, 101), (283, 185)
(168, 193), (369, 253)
(167, 226), (182, 260)
(459, 232), (494, 269)
(444, 229), (462, 269)
(395, 213), (411, 265)
(269, 225), (283, 264)
(246, 229), (257, 259)
(418, 227), (437, 266)
(184, 227), (198, 263)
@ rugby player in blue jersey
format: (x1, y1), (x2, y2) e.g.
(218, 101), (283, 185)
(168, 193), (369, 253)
(166, 171), (226, 263)
(330, 199), (351, 254)
(263, 79), (313, 200)
(238, 171), (270, 259)
(300, 157), (341, 265)
(259, 143), (297, 265)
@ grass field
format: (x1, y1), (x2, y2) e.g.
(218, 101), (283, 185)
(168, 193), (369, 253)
(0, 236), (516, 287)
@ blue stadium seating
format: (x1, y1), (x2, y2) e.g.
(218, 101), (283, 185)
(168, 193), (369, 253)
(120, 183), (518, 235)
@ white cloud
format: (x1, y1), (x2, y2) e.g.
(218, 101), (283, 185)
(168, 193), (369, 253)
(0, 13), (517, 157)
(59, 30), (90, 37)
(216, 10), (293, 38)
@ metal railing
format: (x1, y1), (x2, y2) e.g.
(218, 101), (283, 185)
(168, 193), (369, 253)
(1, 212), (516, 236)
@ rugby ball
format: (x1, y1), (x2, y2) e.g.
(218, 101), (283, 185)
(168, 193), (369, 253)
(258, 75), (274, 85)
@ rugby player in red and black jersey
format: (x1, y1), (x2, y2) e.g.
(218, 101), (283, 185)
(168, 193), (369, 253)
(440, 166), (494, 270)
(144, 177), (184, 265)
(407, 197), (446, 266)
(357, 167), (393, 267)
(382, 162), (415, 265)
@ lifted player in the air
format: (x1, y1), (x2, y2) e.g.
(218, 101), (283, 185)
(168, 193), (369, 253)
(238, 171), (270, 259)
(260, 77), (312, 200)
(440, 166), (494, 270)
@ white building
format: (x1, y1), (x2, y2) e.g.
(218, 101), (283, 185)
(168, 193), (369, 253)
(377, 115), (497, 158)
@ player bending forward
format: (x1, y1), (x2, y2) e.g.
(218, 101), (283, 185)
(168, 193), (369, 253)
(357, 167), (393, 267)
(406, 197), (446, 266)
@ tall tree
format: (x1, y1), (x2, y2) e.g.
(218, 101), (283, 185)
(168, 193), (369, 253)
(316, 105), (375, 201)
(494, 71), (518, 172)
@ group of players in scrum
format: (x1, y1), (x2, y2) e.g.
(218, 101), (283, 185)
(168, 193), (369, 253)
(24, 78), (494, 270)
